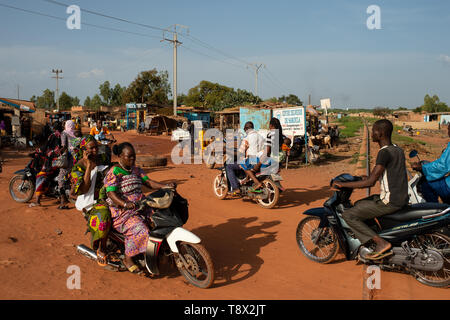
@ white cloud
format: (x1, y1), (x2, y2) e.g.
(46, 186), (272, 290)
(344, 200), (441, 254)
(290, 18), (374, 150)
(77, 68), (105, 79)
(439, 54), (450, 63)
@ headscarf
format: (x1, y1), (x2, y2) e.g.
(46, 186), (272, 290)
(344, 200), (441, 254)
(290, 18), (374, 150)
(74, 135), (96, 163)
(80, 135), (96, 150)
(64, 120), (76, 138)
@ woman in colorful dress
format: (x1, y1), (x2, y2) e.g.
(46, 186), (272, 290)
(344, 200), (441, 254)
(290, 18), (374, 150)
(70, 135), (111, 266)
(104, 142), (174, 273)
(29, 122), (63, 208)
(56, 120), (82, 209)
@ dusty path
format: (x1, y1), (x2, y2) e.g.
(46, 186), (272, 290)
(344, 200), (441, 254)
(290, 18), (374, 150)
(0, 131), (448, 300)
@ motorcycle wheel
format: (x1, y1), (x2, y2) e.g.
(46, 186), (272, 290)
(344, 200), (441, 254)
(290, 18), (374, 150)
(256, 179), (280, 209)
(9, 175), (35, 203)
(176, 242), (214, 289)
(213, 173), (228, 200)
(296, 216), (339, 264)
(410, 233), (450, 288)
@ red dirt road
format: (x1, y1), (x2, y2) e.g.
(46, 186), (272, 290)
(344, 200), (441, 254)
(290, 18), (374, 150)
(0, 131), (448, 300)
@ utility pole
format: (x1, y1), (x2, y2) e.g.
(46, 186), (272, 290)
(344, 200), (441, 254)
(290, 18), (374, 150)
(52, 69), (63, 112)
(162, 25), (189, 116)
(248, 63), (265, 97)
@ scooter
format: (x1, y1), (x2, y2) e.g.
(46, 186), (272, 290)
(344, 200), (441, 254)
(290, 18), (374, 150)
(295, 173), (450, 287)
(76, 187), (215, 289)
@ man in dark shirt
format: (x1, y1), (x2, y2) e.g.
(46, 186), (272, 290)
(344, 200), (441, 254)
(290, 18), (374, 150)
(333, 119), (409, 260)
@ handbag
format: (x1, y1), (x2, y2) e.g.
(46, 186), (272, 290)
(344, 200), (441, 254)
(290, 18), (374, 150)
(52, 151), (69, 168)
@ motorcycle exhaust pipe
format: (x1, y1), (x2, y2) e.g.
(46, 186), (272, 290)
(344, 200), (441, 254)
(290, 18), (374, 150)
(76, 244), (122, 269)
(76, 244), (98, 261)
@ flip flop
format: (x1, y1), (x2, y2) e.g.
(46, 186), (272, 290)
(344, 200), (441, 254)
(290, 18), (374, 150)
(126, 264), (142, 274)
(57, 205), (70, 210)
(365, 250), (393, 261)
(28, 203), (40, 208)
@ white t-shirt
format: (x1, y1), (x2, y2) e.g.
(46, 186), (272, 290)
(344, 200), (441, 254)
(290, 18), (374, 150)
(239, 129), (265, 158)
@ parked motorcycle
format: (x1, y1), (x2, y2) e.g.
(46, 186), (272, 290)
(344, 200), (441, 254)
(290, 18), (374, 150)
(213, 163), (284, 209)
(76, 187), (215, 289)
(295, 173), (450, 287)
(9, 150), (71, 203)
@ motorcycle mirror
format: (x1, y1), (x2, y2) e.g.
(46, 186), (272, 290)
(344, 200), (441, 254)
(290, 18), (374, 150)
(409, 150), (418, 158)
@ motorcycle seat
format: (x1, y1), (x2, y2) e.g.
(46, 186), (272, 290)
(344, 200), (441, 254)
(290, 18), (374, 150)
(382, 203), (449, 222)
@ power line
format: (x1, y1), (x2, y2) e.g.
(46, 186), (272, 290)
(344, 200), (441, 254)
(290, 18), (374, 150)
(180, 45), (248, 70)
(179, 33), (252, 67)
(42, 0), (167, 32)
(0, 2), (162, 40)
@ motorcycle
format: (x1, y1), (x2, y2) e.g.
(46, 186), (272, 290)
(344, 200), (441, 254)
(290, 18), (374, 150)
(76, 187), (215, 289)
(9, 150), (71, 203)
(295, 173), (450, 288)
(213, 162), (284, 209)
(407, 150), (428, 204)
(96, 137), (116, 164)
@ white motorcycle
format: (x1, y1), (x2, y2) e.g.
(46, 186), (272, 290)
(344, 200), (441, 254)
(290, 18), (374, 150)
(77, 187), (215, 289)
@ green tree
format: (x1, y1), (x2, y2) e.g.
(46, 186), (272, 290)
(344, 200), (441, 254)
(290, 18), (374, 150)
(99, 81), (111, 105)
(90, 94), (103, 110)
(421, 94), (448, 113)
(373, 107), (392, 117)
(32, 89), (55, 110)
(277, 94), (303, 105)
(84, 96), (91, 107)
(72, 96), (80, 106)
(58, 91), (74, 111)
(122, 69), (171, 105)
(184, 80), (261, 111)
(110, 84), (126, 106)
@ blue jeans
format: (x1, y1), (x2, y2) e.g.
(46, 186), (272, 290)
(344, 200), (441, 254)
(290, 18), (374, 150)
(225, 163), (242, 191)
(420, 177), (450, 204)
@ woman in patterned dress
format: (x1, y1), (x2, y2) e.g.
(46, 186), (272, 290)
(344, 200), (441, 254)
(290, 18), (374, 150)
(70, 135), (111, 266)
(104, 142), (174, 273)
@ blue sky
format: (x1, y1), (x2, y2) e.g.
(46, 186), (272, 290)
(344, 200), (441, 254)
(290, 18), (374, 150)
(0, 0), (449, 108)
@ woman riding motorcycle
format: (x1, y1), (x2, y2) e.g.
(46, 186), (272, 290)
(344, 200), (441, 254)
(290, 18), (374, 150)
(29, 122), (64, 208)
(103, 142), (174, 274)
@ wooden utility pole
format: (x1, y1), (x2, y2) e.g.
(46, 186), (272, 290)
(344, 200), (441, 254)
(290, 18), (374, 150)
(52, 69), (63, 112)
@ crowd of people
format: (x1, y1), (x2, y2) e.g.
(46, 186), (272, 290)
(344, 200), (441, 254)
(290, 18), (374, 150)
(26, 118), (173, 274)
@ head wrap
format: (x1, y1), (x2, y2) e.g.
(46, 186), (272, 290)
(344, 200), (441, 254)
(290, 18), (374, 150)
(74, 135), (96, 163)
(80, 135), (96, 150)
(64, 120), (76, 138)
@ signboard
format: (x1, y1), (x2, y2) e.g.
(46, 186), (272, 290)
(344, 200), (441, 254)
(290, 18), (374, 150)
(320, 98), (331, 110)
(272, 107), (306, 137)
(239, 107), (271, 132)
(126, 103), (146, 109)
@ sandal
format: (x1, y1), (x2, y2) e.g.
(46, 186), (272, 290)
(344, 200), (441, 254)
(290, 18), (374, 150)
(365, 250), (393, 261)
(57, 205), (69, 210)
(96, 249), (108, 267)
(126, 264), (142, 274)
(28, 203), (41, 208)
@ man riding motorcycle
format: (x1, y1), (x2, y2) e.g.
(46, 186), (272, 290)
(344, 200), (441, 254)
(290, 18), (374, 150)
(332, 119), (409, 260)
(411, 123), (450, 204)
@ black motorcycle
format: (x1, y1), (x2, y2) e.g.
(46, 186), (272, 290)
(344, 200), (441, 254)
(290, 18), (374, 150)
(9, 150), (70, 203)
(296, 173), (450, 288)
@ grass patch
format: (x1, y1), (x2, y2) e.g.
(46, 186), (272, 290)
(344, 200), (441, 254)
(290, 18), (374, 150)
(337, 117), (364, 138)
(392, 125), (426, 146)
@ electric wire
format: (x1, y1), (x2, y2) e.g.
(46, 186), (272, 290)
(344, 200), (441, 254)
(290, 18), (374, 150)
(0, 2), (162, 40)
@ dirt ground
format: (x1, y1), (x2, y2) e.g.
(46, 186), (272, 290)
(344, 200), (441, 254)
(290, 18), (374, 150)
(0, 130), (448, 300)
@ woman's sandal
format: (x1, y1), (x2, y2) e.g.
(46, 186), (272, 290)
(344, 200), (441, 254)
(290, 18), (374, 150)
(57, 205), (70, 210)
(126, 264), (142, 274)
(96, 249), (108, 267)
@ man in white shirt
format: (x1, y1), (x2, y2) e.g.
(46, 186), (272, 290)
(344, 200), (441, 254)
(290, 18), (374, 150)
(238, 121), (265, 192)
